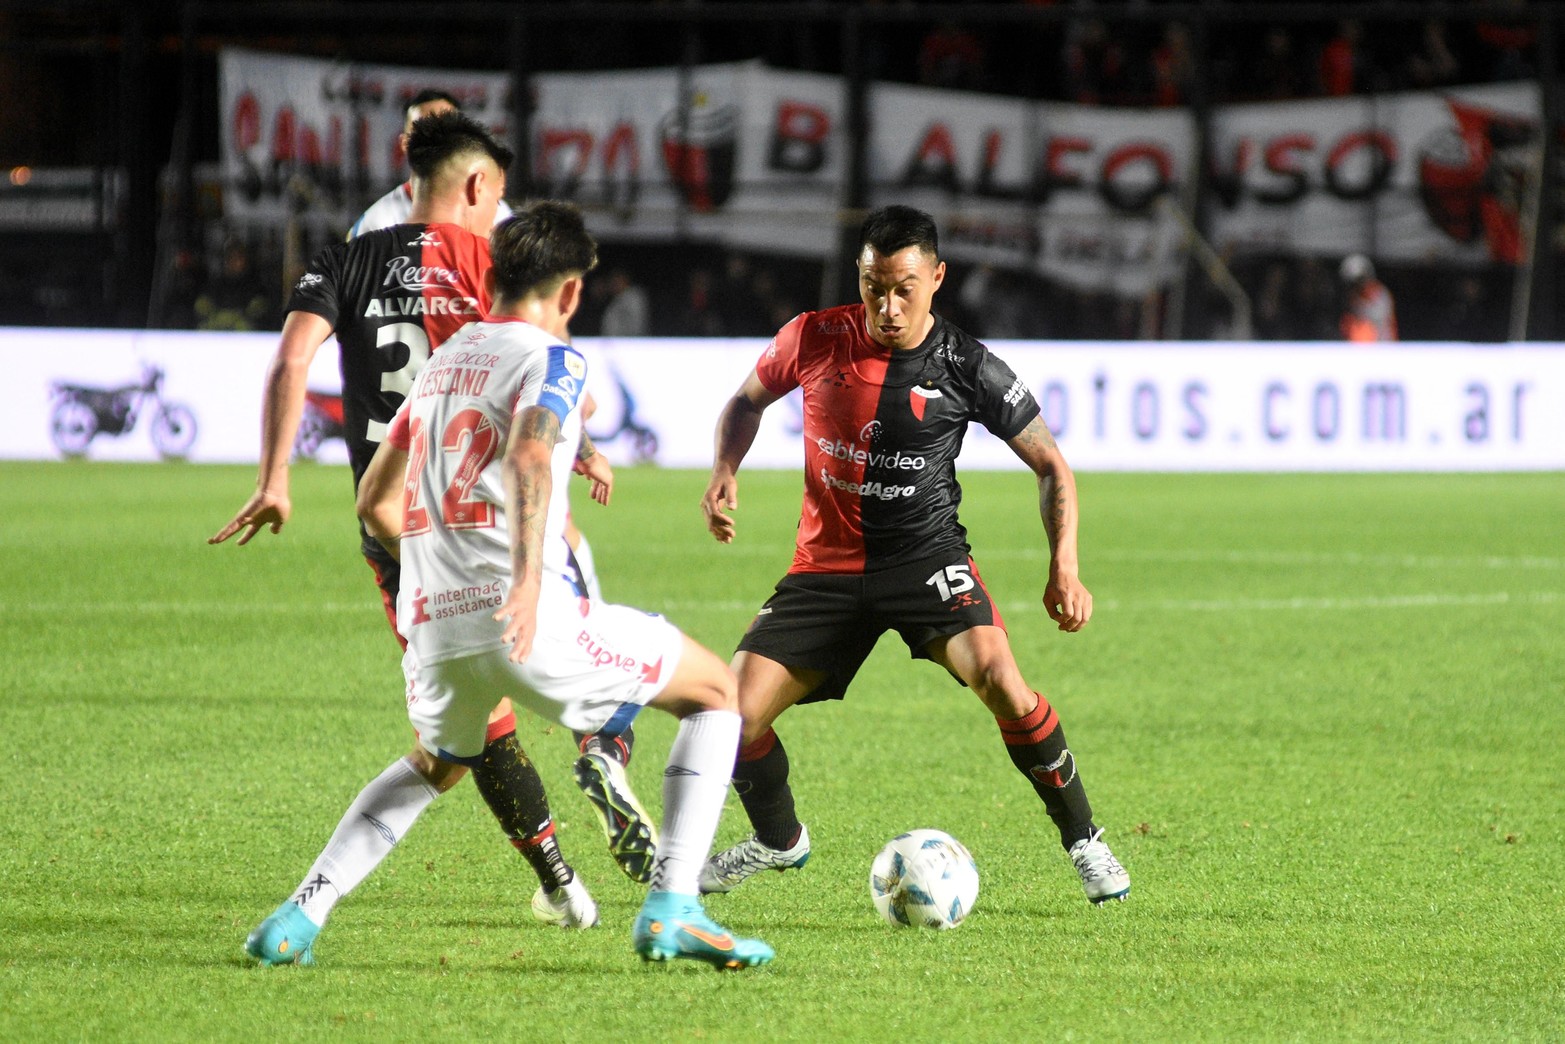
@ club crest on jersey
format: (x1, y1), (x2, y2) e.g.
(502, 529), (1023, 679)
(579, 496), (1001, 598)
(910, 383), (943, 421)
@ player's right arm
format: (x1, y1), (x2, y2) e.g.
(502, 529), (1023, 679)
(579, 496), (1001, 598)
(208, 310), (333, 545)
(495, 405), (560, 663)
(702, 313), (804, 543)
(356, 436), (408, 562)
(703, 371), (785, 544)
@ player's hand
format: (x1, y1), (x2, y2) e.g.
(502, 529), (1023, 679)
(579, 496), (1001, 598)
(1043, 568), (1092, 632)
(495, 583), (541, 663)
(573, 451), (613, 505)
(209, 489), (291, 546)
(701, 473), (739, 543)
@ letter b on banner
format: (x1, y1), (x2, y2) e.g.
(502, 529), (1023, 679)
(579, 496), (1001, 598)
(769, 101), (830, 173)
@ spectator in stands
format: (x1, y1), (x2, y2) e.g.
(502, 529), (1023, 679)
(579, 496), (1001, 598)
(1251, 27), (1302, 101)
(1338, 254), (1398, 343)
(1151, 23), (1195, 108)
(1403, 19), (1462, 90)
(194, 237), (275, 331)
(718, 252), (771, 335)
(676, 267), (724, 337)
(1437, 274), (1496, 343)
(600, 268), (651, 337)
(161, 245), (206, 329)
(918, 20), (986, 91)
(1476, 0), (1537, 82)
(1063, 18), (1127, 105)
(1253, 260), (1297, 341)
(1318, 20), (1365, 97)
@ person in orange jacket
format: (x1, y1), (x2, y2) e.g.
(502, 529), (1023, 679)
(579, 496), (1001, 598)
(1339, 254), (1398, 342)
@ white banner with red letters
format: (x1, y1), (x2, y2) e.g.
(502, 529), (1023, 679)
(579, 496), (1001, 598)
(5, 329), (1563, 472)
(1206, 82), (1541, 265)
(220, 47), (512, 228)
(219, 49), (1543, 289)
(868, 84), (1194, 293)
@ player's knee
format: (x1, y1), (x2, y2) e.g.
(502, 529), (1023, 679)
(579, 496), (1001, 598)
(968, 658), (1028, 713)
(694, 663), (739, 713)
(407, 748), (467, 792)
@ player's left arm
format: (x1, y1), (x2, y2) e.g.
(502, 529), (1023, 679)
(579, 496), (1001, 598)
(495, 405), (560, 663)
(1006, 416), (1093, 633)
(356, 438), (409, 562)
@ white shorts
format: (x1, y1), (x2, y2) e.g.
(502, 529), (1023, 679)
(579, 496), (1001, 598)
(402, 586), (685, 764)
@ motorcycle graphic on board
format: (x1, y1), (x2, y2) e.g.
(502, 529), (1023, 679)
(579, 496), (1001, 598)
(49, 363), (198, 459)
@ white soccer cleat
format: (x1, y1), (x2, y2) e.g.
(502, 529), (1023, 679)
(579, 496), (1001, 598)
(530, 875), (600, 929)
(1068, 828), (1130, 904)
(698, 825), (811, 895)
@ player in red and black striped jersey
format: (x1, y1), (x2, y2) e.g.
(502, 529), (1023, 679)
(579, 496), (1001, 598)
(698, 205), (1130, 904)
(213, 116), (650, 960)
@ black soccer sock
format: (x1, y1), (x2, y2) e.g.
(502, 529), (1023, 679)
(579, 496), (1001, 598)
(471, 718), (573, 891)
(573, 724), (634, 766)
(733, 728), (803, 851)
(997, 693), (1098, 849)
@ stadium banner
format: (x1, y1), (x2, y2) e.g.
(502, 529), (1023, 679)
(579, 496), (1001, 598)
(867, 84), (1193, 294)
(529, 62), (843, 254)
(6, 330), (1563, 472)
(220, 47), (512, 229)
(1206, 82), (1542, 265)
(218, 48), (1542, 277)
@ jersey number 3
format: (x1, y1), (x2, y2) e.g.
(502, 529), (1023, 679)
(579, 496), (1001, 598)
(402, 408), (500, 535)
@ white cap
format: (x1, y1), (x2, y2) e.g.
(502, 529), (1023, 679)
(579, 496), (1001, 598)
(1340, 254), (1373, 282)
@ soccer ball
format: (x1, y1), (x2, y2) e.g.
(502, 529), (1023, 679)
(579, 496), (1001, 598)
(869, 829), (979, 929)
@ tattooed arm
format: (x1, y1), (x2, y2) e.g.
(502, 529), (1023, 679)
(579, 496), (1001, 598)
(1005, 415), (1093, 633)
(495, 405), (562, 662)
(573, 430), (612, 505)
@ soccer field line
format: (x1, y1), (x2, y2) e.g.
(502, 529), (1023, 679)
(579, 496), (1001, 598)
(12, 590), (1562, 616)
(1091, 590), (1565, 613)
(989, 548), (1565, 571)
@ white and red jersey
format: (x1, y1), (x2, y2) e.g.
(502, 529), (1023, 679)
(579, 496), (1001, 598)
(347, 181), (514, 240)
(386, 317), (589, 664)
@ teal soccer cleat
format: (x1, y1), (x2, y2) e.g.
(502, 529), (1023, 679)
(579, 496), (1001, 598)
(244, 902), (319, 966)
(633, 891), (774, 971)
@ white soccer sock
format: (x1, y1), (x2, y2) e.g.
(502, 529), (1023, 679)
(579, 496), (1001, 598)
(288, 756), (440, 926)
(573, 532), (603, 602)
(650, 709), (741, 896)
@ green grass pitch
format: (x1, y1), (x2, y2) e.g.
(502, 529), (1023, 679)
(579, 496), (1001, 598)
(1, 460), (1561, 1041)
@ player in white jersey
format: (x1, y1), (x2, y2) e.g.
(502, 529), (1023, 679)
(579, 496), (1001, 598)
(351, 93), (603, 611)
(247, 201), (773, 971)
(347, 89), (515, 240)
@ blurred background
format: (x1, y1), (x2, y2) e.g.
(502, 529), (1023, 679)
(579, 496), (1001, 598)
(1, 0), (1560, 343)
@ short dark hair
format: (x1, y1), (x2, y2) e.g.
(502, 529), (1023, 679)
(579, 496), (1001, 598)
(489, 200), (598, 301)
(860, 204), (940, 260)
(406, 88), (461, 115)
(406, 110), (514, 179)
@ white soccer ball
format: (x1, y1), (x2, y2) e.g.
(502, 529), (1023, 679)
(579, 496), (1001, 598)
(869, 829), (980, 929)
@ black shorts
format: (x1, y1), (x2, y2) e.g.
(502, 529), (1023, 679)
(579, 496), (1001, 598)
(736, 551), (1006, 704)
